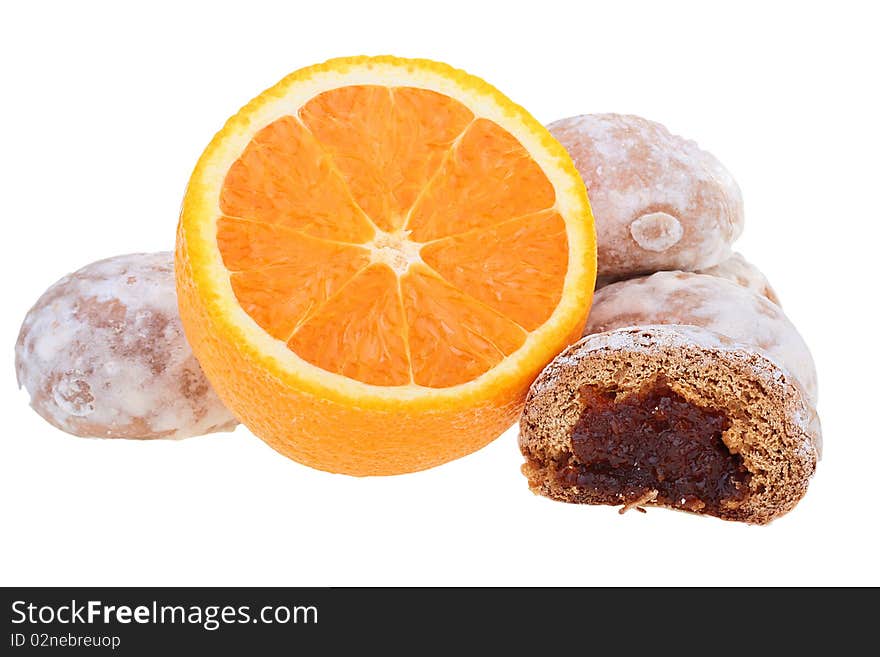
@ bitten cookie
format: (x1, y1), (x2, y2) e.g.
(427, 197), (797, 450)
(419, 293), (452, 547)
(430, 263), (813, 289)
(697, 252), (780, 305)
(15, 252), (238, 439)
(547, 114), (744, 278)
(584, 272), (816, 403)
(519, 326), (820, 524)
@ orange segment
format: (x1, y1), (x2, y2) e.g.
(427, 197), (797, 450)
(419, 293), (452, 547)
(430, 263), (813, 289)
(299, 86), (474, 232)
(218, 216), (366, 271)
(420, 210), (569, 331)
(401, 265), (527, 388)
(178, 56), (596, 476)
(288, 264), (411, 386)
(221, 217), (371, 339)
(407, 118), (557, 241)
(220, 116), (375, 243)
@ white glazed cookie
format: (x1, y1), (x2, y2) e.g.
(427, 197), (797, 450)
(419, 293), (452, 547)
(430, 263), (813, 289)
(584, 271), (817, 403)
(598, 252), (781, 304)
(15, 252), (238, 439)
(547, 114), (744, 278)
(696, 252), (780, 305)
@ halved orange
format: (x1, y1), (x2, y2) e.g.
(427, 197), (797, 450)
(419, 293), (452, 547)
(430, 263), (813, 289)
(176, 56), (596, 475)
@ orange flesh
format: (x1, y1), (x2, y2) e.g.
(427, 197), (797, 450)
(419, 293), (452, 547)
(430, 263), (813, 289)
(288, 264), (410, 386)
(218, 85), (566, 388)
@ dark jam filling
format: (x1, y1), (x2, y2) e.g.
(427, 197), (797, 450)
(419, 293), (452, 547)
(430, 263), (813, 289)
(562, 380), (749, 515)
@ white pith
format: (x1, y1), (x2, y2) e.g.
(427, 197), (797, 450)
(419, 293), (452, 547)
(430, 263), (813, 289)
(366, 229), (424, 275)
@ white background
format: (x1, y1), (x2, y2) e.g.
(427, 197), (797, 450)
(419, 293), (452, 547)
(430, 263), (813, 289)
(2, 1), (877, 586)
